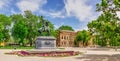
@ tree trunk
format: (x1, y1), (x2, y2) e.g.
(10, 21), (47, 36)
(29, 39), (32, 46)
(83, 41), (85, 47)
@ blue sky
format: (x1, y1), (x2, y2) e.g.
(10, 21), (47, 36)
(0, 0), (101, 31)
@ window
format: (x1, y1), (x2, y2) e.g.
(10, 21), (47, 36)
(64, 36), (66, 40)
(61, 36), (63, 39)
(64, 42), (66, 44)
(67, 36), (69, 40)
(69, 41), (72, 45)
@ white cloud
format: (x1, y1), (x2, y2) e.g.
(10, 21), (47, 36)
(74, 22), (88, 31)
(0, 1), (4, 8)
(11, 8), (17, 14)
(16, 0), (47, 12)
(49, 9), (66, 18)
(54, 22), (65, 29)
(37, 8), (66, 18)
(44, 0), (97, 21)
(54, 25), (60, 29)
(45, 0), (98, 31)
(0, 0), (12, 9)
(64, 0), (96, 21)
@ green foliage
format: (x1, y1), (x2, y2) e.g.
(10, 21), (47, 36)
(24, 10), (38, 46)
(0, 14), (11, 26)
(75, 30), (90, 46)
(12, 19), (28, 46)
(0, 23), (4, 41)
(58, 25), (74, 31)
(0, 46), (34, 49)
(53, 30), (59, 38)
(2, 29), (10, 42)
(10, 14), (24, 23)
(0, 14), (11, 42)
(87, 0), (120, 47)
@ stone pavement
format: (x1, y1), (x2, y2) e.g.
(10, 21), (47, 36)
(0, 48), (120, 61)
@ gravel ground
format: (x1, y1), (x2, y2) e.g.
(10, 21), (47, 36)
(0, 48), (120, 61)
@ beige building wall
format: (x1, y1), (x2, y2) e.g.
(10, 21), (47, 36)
(57, 30), (77, 47)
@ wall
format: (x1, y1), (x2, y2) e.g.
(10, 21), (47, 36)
(57, 30), (77, 47)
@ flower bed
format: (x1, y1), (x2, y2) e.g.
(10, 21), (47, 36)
(5, 50), (80, 57)
(5, 51), (30, 56)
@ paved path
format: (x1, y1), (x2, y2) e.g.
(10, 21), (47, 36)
(0, 48), (120, 61)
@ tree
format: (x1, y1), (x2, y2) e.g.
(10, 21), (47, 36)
(12, 19), (28, 46)
(53, 29), (59, 38)
(11, 14), (25, 43)
(0, 22), (4, 42)
(0, 14), (11, 42)
(87, 0), (120, 48)
(58, 25), (74, 31)
(75, 30), (90, 47)
(24, 10), (38, 46)
(10, 14), (24, 23)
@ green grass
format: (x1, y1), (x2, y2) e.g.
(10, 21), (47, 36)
(58, 47), (65, 50)
(0, 46), (34, 49)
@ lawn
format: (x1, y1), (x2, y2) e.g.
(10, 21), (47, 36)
(0, 46), (65, 50)
(0, 46), (34, 49)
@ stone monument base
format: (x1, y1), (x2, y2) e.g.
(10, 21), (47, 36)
(35, 36), (56, 49)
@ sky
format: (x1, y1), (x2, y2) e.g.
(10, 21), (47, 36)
(0, 0), (101, 31)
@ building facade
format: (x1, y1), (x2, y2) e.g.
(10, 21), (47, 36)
(56, 30), (94, 47)
(57, 30), (77, 47)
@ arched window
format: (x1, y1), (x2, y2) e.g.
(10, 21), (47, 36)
(61, 36), (63, 39)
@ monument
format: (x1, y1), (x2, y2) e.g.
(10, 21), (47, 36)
(36, 21), (56, 49)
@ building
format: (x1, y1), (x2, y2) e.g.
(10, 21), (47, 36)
(57, 30), (77, 47)
(56, 30), (94, 47)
